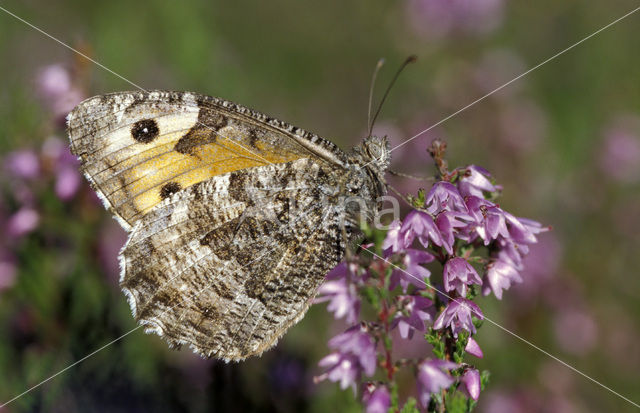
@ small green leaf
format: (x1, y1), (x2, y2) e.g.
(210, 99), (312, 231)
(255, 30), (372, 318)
(480, 370), (491, 390)
(390, 381), (400, 411)
(445, 391), (468, 413)
(400, 397), (419, 413)
(361, 285), (381, 309)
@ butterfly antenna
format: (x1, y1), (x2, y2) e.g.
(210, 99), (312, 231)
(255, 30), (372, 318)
(368, 55), (417, 137)
(367, 58), (385, 135)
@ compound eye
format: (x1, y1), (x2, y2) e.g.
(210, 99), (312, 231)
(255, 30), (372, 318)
(368, 143), (382, 160)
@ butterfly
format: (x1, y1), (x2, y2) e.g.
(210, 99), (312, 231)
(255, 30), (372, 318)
(67, 90), (390, 360)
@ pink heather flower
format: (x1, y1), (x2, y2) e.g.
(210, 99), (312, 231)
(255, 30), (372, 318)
(435, 211), (471, 254)
(518, 216), (549, 238)
(433, 298), (483, 337)
(460, 368), (481, 400)
(324, 262), (350, 280)
(400, 210), (448, 252)
(391, 295), (434, 339)
(362, 383), (391, 413)
(6, 150), (40, 180)
(316, 277), (360, 323)
(443, 257), (482, 296)
(458, 165), (497, 198)
(317, 324), (377, 392)
(464, 196), (509, 245)
(389, 248), (434, 292)
(317, 353), (360, 391)
(7, 208), (40, 238)
(495, 238), (527, 270)
(417, 359), (458, 407)
(483, 258), (522, 300)
(504, 212), (540, 245)
(382, 219), (411, 253)
(425, 182), (468, 215)
(465, 337), (484, 358)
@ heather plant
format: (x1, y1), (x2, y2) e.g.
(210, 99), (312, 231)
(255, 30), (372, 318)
(315, 139), (548, 412)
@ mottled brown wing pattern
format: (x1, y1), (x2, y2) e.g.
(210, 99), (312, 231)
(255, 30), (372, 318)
(67, 90), (347, 230)
(67, 89), (391, 361)
(121, 159), (347, 359)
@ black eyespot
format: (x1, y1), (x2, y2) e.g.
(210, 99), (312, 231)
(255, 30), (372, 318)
(131, 119), (159, 143)
(160, 181), (182, 199)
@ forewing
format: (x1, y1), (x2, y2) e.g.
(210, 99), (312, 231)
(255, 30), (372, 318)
(121, 159), (345, 360)
(67, 90), (346, 230)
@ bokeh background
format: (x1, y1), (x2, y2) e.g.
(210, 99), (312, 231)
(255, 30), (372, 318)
(1, 0), (639, 412)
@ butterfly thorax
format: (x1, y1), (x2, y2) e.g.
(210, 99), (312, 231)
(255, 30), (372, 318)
(335, 135), (390, 228)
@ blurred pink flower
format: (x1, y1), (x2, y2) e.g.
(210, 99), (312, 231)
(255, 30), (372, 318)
(6, 150), (40, 179)
(481, 390), (526, 413)
(362, 383), (391, 413)
(513, 232), (561, 300)
(407, 0), (505, 40)
(43, 137), (82, 201)
(553, 309), (597, 355)
(36, 64), (72, 99)
(55, 167), (82, 201)
(317, 324), (377, 392)
(481, 388), (580, 413)
(417, 359), (458, 406)
(7, 207), (40, 238)
(382, 219), (408, 253)
(35, 64), (85, 123)
(599, 116), (640, 183)
(316, 277), (360, 323)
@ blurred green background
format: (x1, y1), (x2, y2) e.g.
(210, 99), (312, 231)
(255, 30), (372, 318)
(1, 0), (639, 412)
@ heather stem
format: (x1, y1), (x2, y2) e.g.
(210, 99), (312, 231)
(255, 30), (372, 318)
(428, 139), (449, 177)
(380, 293), (395, 382)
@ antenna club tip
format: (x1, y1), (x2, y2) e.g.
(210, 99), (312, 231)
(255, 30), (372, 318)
(406, 55), (418, 64)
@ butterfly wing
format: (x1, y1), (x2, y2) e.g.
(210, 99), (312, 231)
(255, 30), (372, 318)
(67, 90), (347, 230)
(121, 159), (346, 359)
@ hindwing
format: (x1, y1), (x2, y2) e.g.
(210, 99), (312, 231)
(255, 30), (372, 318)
(121, 159), (347, 359)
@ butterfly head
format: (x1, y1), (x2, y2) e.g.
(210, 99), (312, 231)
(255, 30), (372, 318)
(360, 135), (391, 172)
